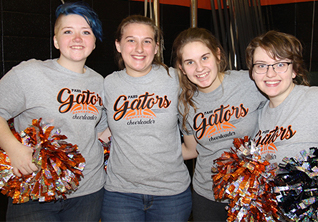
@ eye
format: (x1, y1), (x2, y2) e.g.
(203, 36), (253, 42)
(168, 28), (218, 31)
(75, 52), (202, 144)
(127, 39), (134, 43)
(63, 30), (72, 34)
(256, 64), (267, 69)
(202, 56), (208, 61)
(186, 61), (193, 65)
(144, 40), (152, 44)
(276, 62), (286, 68)
(83, 30), (92, 35)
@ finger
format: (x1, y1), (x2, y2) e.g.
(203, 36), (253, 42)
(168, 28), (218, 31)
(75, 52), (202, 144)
(30, 163), (39, 172)
(19, 166), (34, 176)
(12, 168), (22, 177)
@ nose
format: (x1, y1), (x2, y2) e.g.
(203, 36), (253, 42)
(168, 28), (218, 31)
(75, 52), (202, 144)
(266, 65), (277, 78)
(135, 42), (144, 53)
(73, 33), (83, 42)
(196, 61), (204, 72)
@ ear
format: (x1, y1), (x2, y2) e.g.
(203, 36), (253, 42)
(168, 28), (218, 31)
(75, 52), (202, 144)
(251, 73), (255, 81)
(292, 71), (296, 79)
(115, 40), (121, 53)
(53, 36), (59, 49)
(154, 43), (159, 55)
(179, 64), (186, 75)
(216, 47), (221, 61)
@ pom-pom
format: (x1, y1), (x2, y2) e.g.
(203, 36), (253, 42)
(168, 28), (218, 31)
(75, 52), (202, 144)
(98, 138), (110, 172)
(273, 147), (318, 221)
(0, 118), (85, 203)
(212, 136), (280, 221)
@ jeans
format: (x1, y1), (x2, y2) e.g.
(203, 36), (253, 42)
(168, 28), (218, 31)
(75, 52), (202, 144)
(101, 187), (192, 222)
(6, 188), (104, 222)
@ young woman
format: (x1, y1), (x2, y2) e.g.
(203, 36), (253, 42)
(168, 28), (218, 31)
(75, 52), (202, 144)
(172, 27), (266, 221)
(0, 2), (107, 221)
(246, 30), (315, 164)
(101, 15), (191, 222)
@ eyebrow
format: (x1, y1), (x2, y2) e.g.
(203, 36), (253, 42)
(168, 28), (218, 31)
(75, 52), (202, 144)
(254, 59), (289, 64)
(253, 60), (267, 63)
(61, 26), (91, 30)
(183, 52), (210, 63)
(124, 36), (154, 40)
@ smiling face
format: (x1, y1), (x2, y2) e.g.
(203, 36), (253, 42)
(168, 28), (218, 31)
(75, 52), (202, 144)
(179, 41), (221, 93)
(252, 46), (296, 107)
(54, 14), (96, 72)
(115, 23), (158, 77)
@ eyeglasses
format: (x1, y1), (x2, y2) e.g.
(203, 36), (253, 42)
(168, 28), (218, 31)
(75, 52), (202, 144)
(252, 62), (292, 74)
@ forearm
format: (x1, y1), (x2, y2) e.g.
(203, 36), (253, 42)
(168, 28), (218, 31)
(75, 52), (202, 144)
(0, 116), (21, 151)
(0, 116), (38, 176)
(182, 134), (198, 160)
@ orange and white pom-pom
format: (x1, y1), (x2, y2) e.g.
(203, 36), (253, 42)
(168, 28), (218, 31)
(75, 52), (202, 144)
(0, 118), (85, 203)
(212, 136), (280, 222)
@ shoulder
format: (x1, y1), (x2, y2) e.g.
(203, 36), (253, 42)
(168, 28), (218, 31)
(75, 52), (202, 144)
(296, 85), (318, 99)
(3, 59), (50, 79)
(168, 67), (178, 78)
(85, 66), (104, 79)
(168, 67), (179, 82)
(104, 70), (122, 84)
(152, 65), (179, 82)
(223, 69), (266, 100)
(281, 85), (318, 109)
(153, 65), (177, 76)
(11, 59), (46, 71)
(223, 69), (257, 88)
(224, 70), (251, 81)
(105, 70), (122, 79)
(167, 67), (179, 86)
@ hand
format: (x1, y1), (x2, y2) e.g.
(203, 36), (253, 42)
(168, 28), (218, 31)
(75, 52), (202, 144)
(6, 143), (38, 177)
(98, 127), (111, 143)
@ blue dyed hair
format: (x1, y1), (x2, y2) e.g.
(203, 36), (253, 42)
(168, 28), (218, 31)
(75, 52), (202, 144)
(55, 2), (103, 42)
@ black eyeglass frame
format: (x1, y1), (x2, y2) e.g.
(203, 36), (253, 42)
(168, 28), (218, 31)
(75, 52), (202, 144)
(252, 62), (293, 74)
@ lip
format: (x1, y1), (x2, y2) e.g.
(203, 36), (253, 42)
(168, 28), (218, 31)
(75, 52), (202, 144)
(264, 80), (281, 87)
(70, 45), (84, 49)
(196, 72), (209, 79)
(132, 55), (145, 60)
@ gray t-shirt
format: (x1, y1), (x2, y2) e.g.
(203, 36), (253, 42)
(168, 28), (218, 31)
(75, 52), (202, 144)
(180, 70), (266, 201)
(103, 65), (190, 195)
(253, 84), (318, 164)
(0, 59), (107, 198)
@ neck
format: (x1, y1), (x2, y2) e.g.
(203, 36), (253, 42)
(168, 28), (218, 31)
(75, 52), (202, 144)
(268, 83), (295, 108)
(57, 59), (86, 74)
(198, 73), (224, 93)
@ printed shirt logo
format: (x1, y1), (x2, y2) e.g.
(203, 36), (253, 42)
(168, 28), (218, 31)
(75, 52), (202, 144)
(194, 104), (248, 141)
(254, 125), (296, 158)
(124, 108), (156, 120)
(112, 92), (171, 124)
(57, 88), (102, 120)
(203, 122), (236, 137)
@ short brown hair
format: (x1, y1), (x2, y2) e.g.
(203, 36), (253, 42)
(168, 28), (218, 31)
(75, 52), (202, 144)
(246, 30), (309, 86)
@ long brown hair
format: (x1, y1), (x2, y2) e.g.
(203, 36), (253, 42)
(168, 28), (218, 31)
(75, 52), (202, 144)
(114, 14), (168, 73)
(172, 27), (228, 131)
(246, 30), (310, 86)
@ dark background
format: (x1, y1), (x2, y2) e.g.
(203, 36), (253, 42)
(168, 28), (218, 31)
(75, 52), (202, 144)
(0, 0), (317, 220)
